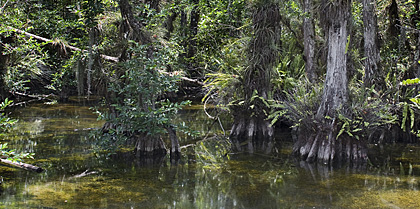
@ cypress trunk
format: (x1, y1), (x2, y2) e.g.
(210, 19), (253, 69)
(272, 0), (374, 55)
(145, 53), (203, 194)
(293, 0), (368, 164)
(230, 1), (279, 154)
(187, 0), (199, 60)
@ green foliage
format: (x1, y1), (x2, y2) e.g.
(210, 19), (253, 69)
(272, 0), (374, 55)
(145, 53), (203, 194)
(82, 0), (105, 28)
(268, 80), (322, 127)
(271, 53), (305, 93)
(0, 99), (17, 133)
(402, 78), (420, 86)
(399, 79), (420, 137)
(0, 143), (35, 162)
(341, 84), (398, 139)
(203, 72), (242, 108)
(95, 42), (191, 151)
(0, 27), (50, 93)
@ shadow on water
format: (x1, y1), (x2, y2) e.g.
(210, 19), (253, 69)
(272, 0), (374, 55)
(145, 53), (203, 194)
(0, 99), (420, 208)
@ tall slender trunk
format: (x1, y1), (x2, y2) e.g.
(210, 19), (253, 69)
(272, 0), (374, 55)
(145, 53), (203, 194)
(186, 0), (200, 77)
(0, 35), (12, 100)
(303, 0), (316, 82)
(87, 28), (95, 98)
(164, 11), (178, 39)
(187, 0), (199, 59)
(0, 45), (8, 101)
(362, 0), (382, 88)
(387, 0), (400, 50)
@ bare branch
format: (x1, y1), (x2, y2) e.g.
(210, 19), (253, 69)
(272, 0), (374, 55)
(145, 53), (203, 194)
(6, 26), (119, 62)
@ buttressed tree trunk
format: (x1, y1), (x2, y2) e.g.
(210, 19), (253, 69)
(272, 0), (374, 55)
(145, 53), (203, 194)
(230, 1), (280, 154)
(293, 0), (368, 164)
(362, 0), (382, 88)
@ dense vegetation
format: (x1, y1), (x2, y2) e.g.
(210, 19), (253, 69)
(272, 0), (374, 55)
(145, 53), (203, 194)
(1, 0), (420, 165)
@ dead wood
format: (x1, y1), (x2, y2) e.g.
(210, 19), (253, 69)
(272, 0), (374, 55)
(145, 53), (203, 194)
(0, 159), (44, 173)
(6, 26), (119, 62)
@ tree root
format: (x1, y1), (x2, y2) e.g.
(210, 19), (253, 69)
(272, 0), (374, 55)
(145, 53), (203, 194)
(293, 122), (368, 164)
(230, 116), (274, 154)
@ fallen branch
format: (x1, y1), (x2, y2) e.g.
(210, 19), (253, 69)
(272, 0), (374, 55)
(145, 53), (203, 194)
(6, 26), (119, 62)
(8, 91), (56, 107)
(9, 99), (40, 107)
(68, 169), (98, 179)
(11, 91), (55, 100)
(0, 159), (44, 173)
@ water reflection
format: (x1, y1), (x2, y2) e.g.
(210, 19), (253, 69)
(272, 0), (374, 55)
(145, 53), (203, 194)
(0, 100), (420, 208)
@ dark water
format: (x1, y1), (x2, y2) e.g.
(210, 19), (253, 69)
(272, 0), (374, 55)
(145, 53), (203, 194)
(1, 98), (420, 208)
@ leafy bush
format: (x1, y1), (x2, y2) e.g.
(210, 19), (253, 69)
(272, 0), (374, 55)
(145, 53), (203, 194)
(94, 42), (191, 152)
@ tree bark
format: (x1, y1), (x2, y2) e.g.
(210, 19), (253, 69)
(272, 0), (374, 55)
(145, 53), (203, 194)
(303, 0), (317, 82)
(164, 11), (178, 39)
(0, 35), (10, 101)
(135, 134), (167, 156)
(316, 1), (349, 118)
(294, 0), (368, 164)
(86, 28), (96, 97)
(362, 0), (382, 88)
(230, 1), (280, 154)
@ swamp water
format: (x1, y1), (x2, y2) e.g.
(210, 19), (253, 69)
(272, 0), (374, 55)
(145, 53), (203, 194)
(0, 99), (420, 208)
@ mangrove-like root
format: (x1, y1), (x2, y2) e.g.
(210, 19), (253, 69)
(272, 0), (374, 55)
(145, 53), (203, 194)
(135, 135), (167, 157)
(230, 116), (274, 154)
(293, 123), (368, 164)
